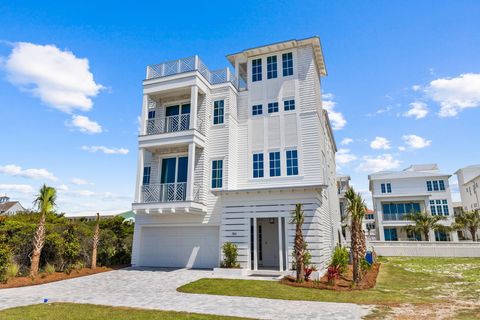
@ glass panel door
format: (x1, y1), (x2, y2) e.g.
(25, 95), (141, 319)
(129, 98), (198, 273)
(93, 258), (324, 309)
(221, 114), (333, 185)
(180, 104), (190, 130)
(165, 105), (180, 132)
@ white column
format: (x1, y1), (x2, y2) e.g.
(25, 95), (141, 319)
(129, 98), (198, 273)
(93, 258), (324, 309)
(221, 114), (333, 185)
(377, 201), (386, 241)
(278, 217), (283, 271)
(140, 95), (149, 135)
(134, 148), (145, 203)
(186, 142), (196, 201)
(190, 85), (198, 130)
(284, 217), (289, 270)
(253, 217), (258, 271)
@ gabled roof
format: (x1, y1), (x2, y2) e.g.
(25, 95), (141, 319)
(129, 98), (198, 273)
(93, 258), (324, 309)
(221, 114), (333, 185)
(0, 201), (23, 213)
(226, 36), (327, 77)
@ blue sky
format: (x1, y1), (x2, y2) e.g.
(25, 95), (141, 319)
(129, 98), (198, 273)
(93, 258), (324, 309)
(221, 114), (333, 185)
(0, 1), (479, 212)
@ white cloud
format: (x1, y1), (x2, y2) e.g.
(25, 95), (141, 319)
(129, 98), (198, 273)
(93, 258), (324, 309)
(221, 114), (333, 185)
(402, 134), (432, 149)
(403, 102), (429, 119)
(3, 42), (103, 113)
(356, 154), (401, 173)
(0, 184), (34, 194)
(322, 93), (346, 130)
(366, 105), (394, 117)
(57, 184), (69, 192)
(81, 145), (129, 155)
(398, 146), (406, 152)
(412, 85), (422, 91)
(336, 148), (357, 165)
(71, 178), (92, 186)
(73, 190), (96, 196)
(340, 138), (353, 146)
(69, 115), (103, 134)
(0, 164), (57, 181)
(425, 73), (480, 117)
(370, 137), (391, 150)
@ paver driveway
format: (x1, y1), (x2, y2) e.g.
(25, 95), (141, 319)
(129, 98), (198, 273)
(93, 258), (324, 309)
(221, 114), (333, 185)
(0, 268), (370, 319)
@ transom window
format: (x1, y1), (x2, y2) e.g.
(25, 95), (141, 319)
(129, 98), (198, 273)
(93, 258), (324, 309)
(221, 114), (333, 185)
(143, 166), (151, 185)
(253, 153), (264, 178)
(282, 52), (293, 76)
(252, 104), (263, 116)
(252, 58), (262, 82)
(286, 149), (298, 176)
(269, 151), (281, 177)
(211, 160), (223, 189)
(268, 102), (279, 113)
(267, 56), (277, 79)
(284, 99), (295, 111)
(213, 100), (224, 125)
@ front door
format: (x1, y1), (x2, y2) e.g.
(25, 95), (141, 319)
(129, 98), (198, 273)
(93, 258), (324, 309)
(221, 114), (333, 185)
(160, 157), (188, 201)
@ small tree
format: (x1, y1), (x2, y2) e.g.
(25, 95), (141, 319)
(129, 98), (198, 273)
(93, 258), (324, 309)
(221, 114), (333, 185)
(403, 211), (447, 241)
(30, 185), (57, 277)
(62, 224), (81, 272)
(0, 244), (10, 283)
(91, 213), (100, 269)
(345, 188), (367, 286)
(291, 204), (305, 282)
(221, 242), (238, 268)
(453, 210), (480, 242)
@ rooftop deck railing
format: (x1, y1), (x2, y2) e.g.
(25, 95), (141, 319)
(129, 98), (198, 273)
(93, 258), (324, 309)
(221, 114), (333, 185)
(146, 56), (239, 90)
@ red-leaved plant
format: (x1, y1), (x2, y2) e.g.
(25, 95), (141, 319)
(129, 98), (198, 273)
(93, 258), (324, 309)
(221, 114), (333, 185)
(327, 265), (341, 285)
(304, 266), (317, 281)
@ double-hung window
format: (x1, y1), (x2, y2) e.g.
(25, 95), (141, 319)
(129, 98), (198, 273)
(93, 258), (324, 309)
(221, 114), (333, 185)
(252, 58), (262, 82)
(427, 181), (433, 191)
(282, 52), (293, 76)
(442, 199), (449, 215)
(211, 160), (223, 189)
(286, 149), (298, 176)
(213, 100), (224, 125)
(252, 104), (263, 116)
(381, 183), (392, 193)
(284, 99), (295, 111)
(269, 151), (281, 177)
(143, 166), (151, 185)
(439, 180), (445, 190)
(387, 183), (392, 193)
(436, 200), (443, 215)
(253, 153), (264, 178)
(432, 180), (439, 191)
(381, 184), (386, 193)
(268, 102), (279, 113)
(267, 56), (277, 79)
(430, 200), (436, 215)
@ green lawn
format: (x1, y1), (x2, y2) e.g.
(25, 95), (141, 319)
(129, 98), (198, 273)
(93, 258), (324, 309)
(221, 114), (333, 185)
(178, 257), (480, 306)
(0, 303), (251, 320)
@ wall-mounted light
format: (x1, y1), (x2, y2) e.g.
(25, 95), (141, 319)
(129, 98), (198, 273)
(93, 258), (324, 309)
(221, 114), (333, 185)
(269, 218), (275, 224)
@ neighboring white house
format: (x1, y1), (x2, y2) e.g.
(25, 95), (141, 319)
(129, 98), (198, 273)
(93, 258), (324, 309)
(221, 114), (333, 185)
(0, 196), (25, 215)
(369, 164), (458, 242)
(131, 37), (342, 273)
(455, 165), (480, 212)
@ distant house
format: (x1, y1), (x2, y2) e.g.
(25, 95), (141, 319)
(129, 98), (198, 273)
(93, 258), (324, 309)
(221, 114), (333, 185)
(455, 165), (480, 212)
(65, 210), (135, 222)
(0, 196), (25, 215)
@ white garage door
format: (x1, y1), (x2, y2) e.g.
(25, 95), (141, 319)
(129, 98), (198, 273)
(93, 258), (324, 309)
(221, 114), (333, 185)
(139, 226), (219, 269)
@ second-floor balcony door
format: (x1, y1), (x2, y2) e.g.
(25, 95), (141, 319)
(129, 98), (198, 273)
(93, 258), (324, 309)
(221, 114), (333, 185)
(160, 157), (188, 201)
(166, 104), (190, 132)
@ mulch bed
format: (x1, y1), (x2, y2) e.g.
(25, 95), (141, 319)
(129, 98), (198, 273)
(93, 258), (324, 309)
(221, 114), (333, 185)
(281, 263), (381, 291)
(0, 266), (126, 289)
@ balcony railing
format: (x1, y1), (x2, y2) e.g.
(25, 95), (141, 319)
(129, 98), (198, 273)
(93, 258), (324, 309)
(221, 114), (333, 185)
(383, 213), (409, 221)
(141, 182), (201, 203)
(146, 56), (239, 90)
(146, 114), (190, 135)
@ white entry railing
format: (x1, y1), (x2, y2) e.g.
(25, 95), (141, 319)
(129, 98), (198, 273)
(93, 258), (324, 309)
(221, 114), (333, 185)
(146, 114), (190, 135)
(141, 182), (201, 203)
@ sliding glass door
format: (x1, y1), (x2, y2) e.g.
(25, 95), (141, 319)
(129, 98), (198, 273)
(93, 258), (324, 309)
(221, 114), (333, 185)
(160, 156), (188, 201)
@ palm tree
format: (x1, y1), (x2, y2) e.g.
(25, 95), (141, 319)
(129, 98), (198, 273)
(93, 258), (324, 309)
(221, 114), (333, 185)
(344, 187), (367, 285)
(453, 210), (480, 242)
(290, 203), (305, 282)
(91, 213), (100, 269)
(403, 211), (447, 241)
(30, 184), (57, 277)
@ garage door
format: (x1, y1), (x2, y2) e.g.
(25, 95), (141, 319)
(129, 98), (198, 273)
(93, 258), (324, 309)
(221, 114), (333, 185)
(139, 226), (219, 268)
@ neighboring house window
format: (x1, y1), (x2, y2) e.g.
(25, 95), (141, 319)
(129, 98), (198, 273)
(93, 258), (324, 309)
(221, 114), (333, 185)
(269, 151), (281, 177)
(142, 166), (151, 185)
(267, 56), (277, 79)
(253, 153), (264, 178)
(433, 180), (439, 191)
(443, 200), (449, 216)
(427, 181), (433, 191)
(387, 183), (392, 193)
(252, 104), (263, 116)
(211, 160), (223, 189)
(252, 58), (262, 82)
(384, 228), (398, 241)
(148, 110), (156, 119)
(439, 180), (445, 190)
(435, 230), (450, 241)
(268, 102), (279, 113)
(381, 183), (392, 193)
(282, 52), (293, 76)
(430, 200), (436, 215)
(213, 100), (224, 125)
(284, 99), (295, 111)
(381, 184), (386, 193)
(286, 149), (299, 176)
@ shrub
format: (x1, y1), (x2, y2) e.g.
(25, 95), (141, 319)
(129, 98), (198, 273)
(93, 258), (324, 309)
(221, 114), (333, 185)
(327, 265), (341, 285)
(330, 246), (349, 274)
(304, 265), (317, 281)
(0, 245), (10, 283)
(220, 242), (239, 268)
(6, 263), (20, 279)
(361, 259), (372, 272)
(44, 263), (56, 275)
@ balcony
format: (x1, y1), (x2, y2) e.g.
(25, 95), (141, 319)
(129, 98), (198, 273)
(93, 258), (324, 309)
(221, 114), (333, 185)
(146, 56), (240, 90)
(146, 114), (190, 135)
(383, 213), (408, 221)
(141, 182), (201, 203)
